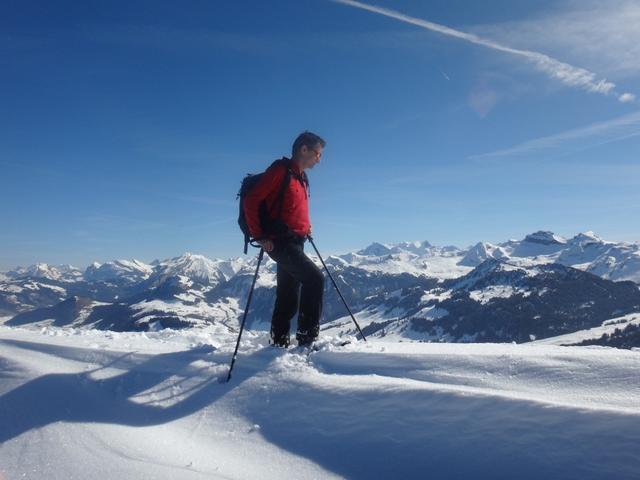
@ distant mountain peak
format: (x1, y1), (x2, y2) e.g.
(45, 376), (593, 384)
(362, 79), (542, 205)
(458, 241), (508, 267)
(84, 258), (153, 284)
(7, 263), (82, 282)
(357, 242), (392, 256)
(388, 240), (433, 255)
(571, 231), (604, 244)
(523, 231), (567, 245)
(153, 252), (225, 285)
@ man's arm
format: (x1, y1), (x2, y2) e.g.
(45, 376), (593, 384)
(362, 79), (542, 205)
(243, 164), (286, 239)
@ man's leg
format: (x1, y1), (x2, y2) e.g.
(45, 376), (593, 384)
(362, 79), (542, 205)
(266, 239), (324, 346)
(296, 263), (324, 345)
(270, 260), (300, 347)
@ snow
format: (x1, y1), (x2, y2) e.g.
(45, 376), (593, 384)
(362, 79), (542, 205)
(7, 263), (83, 282)
(174, 292), (204, 302)
(412, 303), (449, 320)
(153, 253), (229, 286)
(573, 231), (606, 245)
(419, 289), (451, 303)
(356, 241), (392, 256)
(484, 230), (640, 283)
(526, 230), (568, 245)
(1, 281), (65, 293)
(458, 241), (509, 266)
(469, 285), (532, 304)
(329, 242), (471, 279)
(1, 325), (639, 479)
(129, 298), (238, 330)
(84, 258), (153, 283)
(531, 313), (640, 346)
(322, 304), (405, 338)
(450, 258), (541, 292)
(1, 284), (24, 293)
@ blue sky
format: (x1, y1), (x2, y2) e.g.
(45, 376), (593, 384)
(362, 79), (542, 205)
(2, 0), (639, 270)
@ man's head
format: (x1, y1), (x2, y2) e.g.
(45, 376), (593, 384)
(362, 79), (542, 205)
(291, 130), (325, 170)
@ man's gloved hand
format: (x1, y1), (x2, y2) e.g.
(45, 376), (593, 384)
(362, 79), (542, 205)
(258, 238), (274, 252)
(307, 224), (313, 237)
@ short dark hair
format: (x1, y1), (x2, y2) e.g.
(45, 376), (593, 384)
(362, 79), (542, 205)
(291, 130), (326, 158)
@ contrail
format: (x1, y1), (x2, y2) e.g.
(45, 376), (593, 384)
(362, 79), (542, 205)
(331, 0), (635, 103)
(468, 110), (640, 160)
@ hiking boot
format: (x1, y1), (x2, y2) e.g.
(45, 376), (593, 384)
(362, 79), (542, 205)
(270, 334), (290, 348)
(296, 335), (317, 348)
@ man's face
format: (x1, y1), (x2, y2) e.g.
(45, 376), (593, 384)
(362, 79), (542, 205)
(299, 144), (323, 170)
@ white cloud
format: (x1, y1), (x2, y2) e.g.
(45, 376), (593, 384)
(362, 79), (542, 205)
(619, 93), (636, 103)
(469, 110), (640, 160)
(331, 0), (634, 102)
(470, 0), (640, 80)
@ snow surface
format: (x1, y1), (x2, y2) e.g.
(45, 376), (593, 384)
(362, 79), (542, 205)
(1, 325), (639, 479)
(531, 313), (640, 346)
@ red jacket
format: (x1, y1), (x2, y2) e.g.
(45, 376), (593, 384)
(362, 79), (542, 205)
(243, 158), (311, 239)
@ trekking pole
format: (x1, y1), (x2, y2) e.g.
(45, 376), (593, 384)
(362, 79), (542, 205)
(306, 234), (367, 341)
(226, 248), (265, 382)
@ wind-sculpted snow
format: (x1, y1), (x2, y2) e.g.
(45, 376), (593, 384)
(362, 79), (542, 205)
(0, 326), (638, 479)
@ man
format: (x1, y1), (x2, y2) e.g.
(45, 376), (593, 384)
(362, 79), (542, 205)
(242, 131), (326, 348)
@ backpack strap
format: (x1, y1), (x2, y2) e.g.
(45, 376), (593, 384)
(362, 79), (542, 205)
(301, 170), (309, 198)
(271, 158), (293, 221)
(243, 232), (250, 254)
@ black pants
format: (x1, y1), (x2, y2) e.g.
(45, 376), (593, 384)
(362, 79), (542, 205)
(265, 235), (324, 343)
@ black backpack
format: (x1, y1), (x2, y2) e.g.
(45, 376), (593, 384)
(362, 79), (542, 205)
(237, 157), (309, 254)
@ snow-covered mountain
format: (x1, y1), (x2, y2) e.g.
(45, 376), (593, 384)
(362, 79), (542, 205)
(6, 263), (83, 282)
(325, 230), (640, 284)
(0, 278), (69, 317)
(323, 258), (640, 343)
(148, 253), (243, 287)
(532, 312), (640, 348)
(84, 259), (153, 284)
(7, 256), (640, 347)
(459, 230), (640, 283)
(3, 230), (640, 347)
(458, 241), (508, 266)
(329, 240), (467, 278)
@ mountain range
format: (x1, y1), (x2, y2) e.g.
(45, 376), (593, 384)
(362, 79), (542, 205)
(2, 230), (640, 347)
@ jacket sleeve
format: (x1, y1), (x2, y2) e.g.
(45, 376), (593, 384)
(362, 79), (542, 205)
(243, 164), (286, 238)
